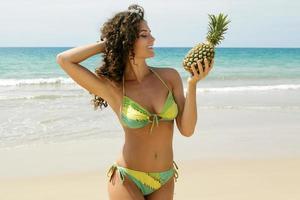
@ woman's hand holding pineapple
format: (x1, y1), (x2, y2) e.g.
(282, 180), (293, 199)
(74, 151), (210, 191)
(188, 58), (214, 85)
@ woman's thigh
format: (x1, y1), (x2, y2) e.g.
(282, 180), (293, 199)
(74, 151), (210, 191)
(145, 177), (175, 200)
(107, 170), (145, 200)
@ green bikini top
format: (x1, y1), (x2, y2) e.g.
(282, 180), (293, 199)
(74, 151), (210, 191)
(120, 67), (178, 134)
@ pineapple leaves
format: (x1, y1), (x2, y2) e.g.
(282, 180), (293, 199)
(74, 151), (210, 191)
(206, 13), (230, 46)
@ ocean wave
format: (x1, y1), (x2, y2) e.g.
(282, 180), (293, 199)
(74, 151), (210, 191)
(1, 77), (300, 92)
(0, 77), (74, 86)
(199, 105), (300, 111)
(194, 84), (300, 93)
(0, 94), (86, 100)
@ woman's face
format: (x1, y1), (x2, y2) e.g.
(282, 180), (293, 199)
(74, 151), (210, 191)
(132, 20), (155, 59)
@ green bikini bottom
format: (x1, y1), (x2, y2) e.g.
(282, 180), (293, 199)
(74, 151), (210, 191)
(107, 161), (179, 196)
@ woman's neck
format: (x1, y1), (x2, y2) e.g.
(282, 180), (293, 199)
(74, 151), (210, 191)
(124, 58), (151, 83)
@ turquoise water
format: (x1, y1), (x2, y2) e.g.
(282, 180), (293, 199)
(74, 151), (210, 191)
(1, 47), (300, 82)
(1, 47), (300, 148)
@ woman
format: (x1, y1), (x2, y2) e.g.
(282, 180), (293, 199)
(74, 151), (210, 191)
(56, 4), (213, 200)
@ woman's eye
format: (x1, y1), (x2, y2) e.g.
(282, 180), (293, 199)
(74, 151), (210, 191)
(140, 35), (148, 37)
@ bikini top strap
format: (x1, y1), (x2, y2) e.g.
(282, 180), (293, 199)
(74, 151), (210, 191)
(149, 67), (170, 91)
(122, 73), (125, 96)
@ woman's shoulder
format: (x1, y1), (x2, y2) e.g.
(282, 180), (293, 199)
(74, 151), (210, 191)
(150, 66), (181, 88)
(151, 66), (179, 77)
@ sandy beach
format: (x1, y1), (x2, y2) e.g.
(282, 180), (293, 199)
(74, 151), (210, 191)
(1, 90), (300, 200)
(1, 157), (300, 200)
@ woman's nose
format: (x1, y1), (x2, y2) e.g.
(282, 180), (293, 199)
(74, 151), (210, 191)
(150, 34), (155, 42)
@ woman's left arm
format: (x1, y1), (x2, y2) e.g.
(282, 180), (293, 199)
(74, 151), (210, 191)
(172, 58), (214, 137)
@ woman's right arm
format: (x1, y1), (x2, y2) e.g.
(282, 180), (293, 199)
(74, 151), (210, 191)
(56, 41), (115, 103)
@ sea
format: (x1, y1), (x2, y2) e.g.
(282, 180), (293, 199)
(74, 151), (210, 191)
(1, 47), (300, 148)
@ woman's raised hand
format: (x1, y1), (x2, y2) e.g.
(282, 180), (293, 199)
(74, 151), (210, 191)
(187, 58), (214, 85)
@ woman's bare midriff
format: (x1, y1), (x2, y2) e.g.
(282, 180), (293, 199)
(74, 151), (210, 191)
(115, 121), (175, 172)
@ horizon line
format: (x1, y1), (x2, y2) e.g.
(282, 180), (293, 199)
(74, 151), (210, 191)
(1, 46), (300, 48)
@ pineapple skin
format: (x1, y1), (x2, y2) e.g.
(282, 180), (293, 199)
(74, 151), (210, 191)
(183, 42), (215, 74)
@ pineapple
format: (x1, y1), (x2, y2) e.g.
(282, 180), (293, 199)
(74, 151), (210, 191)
(183, 13), (230, 74)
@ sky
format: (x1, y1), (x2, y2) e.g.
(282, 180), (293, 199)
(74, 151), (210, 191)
(0, 0), (299, 47)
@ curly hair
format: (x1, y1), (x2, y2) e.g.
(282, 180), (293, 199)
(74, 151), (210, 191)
(89, 4), (145, 110)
